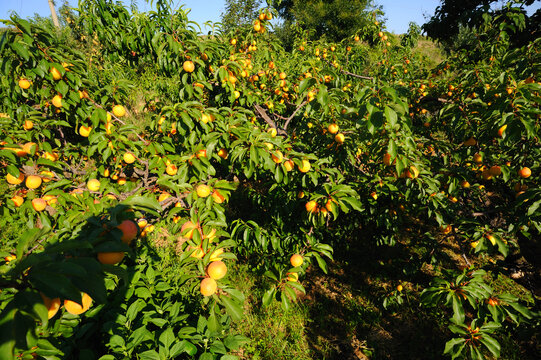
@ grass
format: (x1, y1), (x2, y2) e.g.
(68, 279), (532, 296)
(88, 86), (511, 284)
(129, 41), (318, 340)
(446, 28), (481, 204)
(228, 263), (313, 360)
(413, 37), (446, 68)
(225, 229), (540, 360)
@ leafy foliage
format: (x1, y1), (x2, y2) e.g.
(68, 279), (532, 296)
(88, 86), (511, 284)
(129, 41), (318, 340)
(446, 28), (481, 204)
(0, 0), (540, 359)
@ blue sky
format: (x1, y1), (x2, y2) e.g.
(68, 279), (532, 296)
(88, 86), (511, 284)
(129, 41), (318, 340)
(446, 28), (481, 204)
(1, 0), (540, 34)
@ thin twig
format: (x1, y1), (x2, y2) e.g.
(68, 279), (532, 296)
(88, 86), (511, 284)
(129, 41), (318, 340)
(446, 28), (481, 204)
(323, 58), (374, 80)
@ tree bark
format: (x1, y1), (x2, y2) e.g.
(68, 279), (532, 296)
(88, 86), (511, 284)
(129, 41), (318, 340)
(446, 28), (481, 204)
(48, 0), (60, 29)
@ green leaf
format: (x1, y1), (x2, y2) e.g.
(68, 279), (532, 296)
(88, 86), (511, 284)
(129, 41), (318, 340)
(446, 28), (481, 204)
(479, 334), (500, 358)
(385, 106), (398, 127)
(158, 327), (175, 353)
(207, 309), (221, 333)
(281, 292), (290, 311)
(452, 296), (465, 324)
(121, 195), (162, 216)
(0, 304), (17, 360)
(16, 228), (42, 259)
(138, 350), (160, 360)
(11, 42), (29, 61)
(220, 355), (239, 360)
(28, 270), (81, 301)
(387, 139), (397, 159)
(262, 288), (276, 307)
(443, 337), (465, 354)
(312, 252), (328, 274)
(527, 200), (541, 216)
(299, 77), (316, 94)
(224, 335), (249, 351)
(317, 86), (329, 107)
(7, 164), (19, 178)
(220, 295), (243, 321)
(173, 340), (197, 356)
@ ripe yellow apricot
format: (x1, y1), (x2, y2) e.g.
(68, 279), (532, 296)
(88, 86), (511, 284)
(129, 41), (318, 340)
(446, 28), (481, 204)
(287, 272), (298, 282)
(79, 125), (92, 137)
(166, 164), (178, 176)
(486, 234), (496, 246)
(158, 192), (171, 202)
(6, 172), (24, 185)
(32, 198), (47, 211)
(112, 105), (126, 117)
(204, 228), (218, 242)
(196, 184), (211, 198)
(518, 167), (531, 178)
(489, 166), (501, 176)
(305, 200), (317, 213)
(123, 152), (136, 164)
(196, 149), (207, 158)
(473, 153), (483, 164)
(284, 160), (294, 172)
(290, 254), (303, 267)
(181, 220), (200, 240)
(498, 124), (507, 137)
(87, 179), (101, 191)
(298, 159), (311, 173)
(138, 219), (148, 229)
(272, 150), (284, 164)
(201, 113), (215, 124)
(200, 277), (217, 296)
(210, 248), (224, 262)
(207, 261), (227, 280)
(117, 219), (138, 244)
(26, 175), (42, 189)
(397, 284), (403, 292)
(52, 95), (62, 108)
(212, 190), (225, 204)
(42, 151), (58, 161)
(40, 293), (61, 319)
(217, 148), (228, 159)
(23, 120), (33, 130)
(50, 67), (62, 80)
(183, 60), (195, 73)
(408, 165), (419, 179)
(97, 252), (125, 265)
(22, 142), (37, 154)
(19, 79), (31, 89)
(11, 195), (24, 207)
(43, 194), (57, 205)
(335, 133), (345, 144)
(64, 292), (92, 315)
(328, 123), (339, 134)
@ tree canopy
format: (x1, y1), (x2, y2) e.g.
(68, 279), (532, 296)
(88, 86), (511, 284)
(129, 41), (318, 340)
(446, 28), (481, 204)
(423, 0), (541, 47)
(275, 0), (377, 42)
(221, 0), (263, 33)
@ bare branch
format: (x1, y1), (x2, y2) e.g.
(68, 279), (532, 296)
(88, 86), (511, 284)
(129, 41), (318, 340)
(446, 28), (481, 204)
(283, 100), (309, 131)
(323, 59), (374, 80)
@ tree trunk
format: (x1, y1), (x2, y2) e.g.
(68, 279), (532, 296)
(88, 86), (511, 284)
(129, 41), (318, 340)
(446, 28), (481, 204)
(48, 0), (60, 28)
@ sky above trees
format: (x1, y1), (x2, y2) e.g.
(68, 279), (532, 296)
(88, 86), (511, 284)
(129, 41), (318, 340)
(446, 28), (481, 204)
(1, 0), (540, 34)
